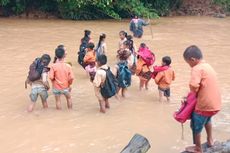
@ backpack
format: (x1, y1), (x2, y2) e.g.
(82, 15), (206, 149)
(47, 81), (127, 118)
(100, 67), (118, 99)
(117, 62), (132, 88)
(78, 38), (90, 68)
(27, 58), (44, 82)
(138, 47), (155, 66)
(173, 92), (197, 140)
(173, 92), (197, 123)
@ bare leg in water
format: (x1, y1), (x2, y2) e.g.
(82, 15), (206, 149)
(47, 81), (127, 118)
(64, 93), (72, 109)
(55, 95), (62, 110)
(105, 98), (110, 109)
(121, 88), (127, 98)
(205, 122), (213, 147)
(158, 90), (164, 102)
(99, 99), (106, 113)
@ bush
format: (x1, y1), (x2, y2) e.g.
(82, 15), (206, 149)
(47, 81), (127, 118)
(144, 0), (182, 16)
(213, 0), (230, 12)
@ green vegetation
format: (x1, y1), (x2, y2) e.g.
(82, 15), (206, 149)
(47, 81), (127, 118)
(0, 0), (229, 19)
(213, 0), (230, 11)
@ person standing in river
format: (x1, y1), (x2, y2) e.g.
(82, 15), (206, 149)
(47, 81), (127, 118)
(129, 15), (149, 38)
(183, 45), (221, 153)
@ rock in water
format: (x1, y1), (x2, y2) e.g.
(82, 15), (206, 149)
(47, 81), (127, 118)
(213, 13), (226, 18)
(121, 134), (151, 153)
(181, 139), (230, 153)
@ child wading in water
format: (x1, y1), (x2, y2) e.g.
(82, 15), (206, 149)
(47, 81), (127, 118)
(49, 47), (74, 110)
(84, 42), (97, 82)
(78, 30), (93, 68)
(136, 43), (155, 90)
(183, 45), (221, 153)
(96, 33), (107, 57)
(113, 49), (132, 98)
(26, 54), (51, 112)
(93, 55), (111, 113)
(118, 31), (127, 49)
(154, 56), (175, 102)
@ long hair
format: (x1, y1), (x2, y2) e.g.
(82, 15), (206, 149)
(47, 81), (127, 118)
(127, 35), (134, 53)
(81, 30), (91, 43)
(96, 33), (106, 50)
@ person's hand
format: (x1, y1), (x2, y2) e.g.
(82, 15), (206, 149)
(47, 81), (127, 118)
(69, 87), (72, 92)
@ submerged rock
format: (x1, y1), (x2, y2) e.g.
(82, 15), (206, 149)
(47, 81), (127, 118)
(182, 139), (230, 153)
(213, 13), (226, 18)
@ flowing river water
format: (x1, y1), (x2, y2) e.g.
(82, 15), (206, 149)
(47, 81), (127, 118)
(0, 16), (229, 153)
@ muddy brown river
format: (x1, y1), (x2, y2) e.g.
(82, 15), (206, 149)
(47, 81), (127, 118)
(0, 16), (229, 153)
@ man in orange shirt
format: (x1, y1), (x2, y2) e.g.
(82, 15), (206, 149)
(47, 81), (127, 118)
(155, 56), (175, 102)
(49, 47), (74, 110)
(183, 45), (221, 153)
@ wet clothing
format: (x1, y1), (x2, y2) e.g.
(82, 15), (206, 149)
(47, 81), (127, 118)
(130, 18), (148, 38)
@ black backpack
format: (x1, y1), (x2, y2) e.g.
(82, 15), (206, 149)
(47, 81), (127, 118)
(78, 38), (89, 68)
(100, 67), (118, 99)
(27, 58), (44, 82)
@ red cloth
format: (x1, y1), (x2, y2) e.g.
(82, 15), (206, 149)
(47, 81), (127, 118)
(152, 65), (169, 79)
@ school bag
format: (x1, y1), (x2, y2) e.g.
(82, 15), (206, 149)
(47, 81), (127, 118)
(78, 38), (89, 68)
(173, 92), (197, 123)
(27, 58), (44, 82)
(100, 67), (118, 99)
(117, 62), (132, 88)
(138, 47), (155, 66)
(173, 92), (197, 139)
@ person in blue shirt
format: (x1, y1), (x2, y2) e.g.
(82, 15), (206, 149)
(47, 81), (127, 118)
(130, 15), (149, 38)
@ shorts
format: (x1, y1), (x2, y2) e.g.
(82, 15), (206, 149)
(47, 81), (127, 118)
(30, 87), (48, 102)
(191, 112), (212, 135)
(52, 88), (70, 96)
(139, 71), (152, 80)
(158, 87), (170, 97)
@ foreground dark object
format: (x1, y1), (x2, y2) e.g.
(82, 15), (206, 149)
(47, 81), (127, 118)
(121, 134), (151, 153)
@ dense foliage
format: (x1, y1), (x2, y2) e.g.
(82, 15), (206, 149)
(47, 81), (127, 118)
(213, 0), (230, 11)
(0, 0), (229, 19)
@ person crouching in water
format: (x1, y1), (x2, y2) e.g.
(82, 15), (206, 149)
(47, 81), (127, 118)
(84, 42), (97, 82)
(154, 56), (175, 102)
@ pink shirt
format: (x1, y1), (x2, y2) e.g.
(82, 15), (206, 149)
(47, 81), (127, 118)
(49, 60), (74, 90)
(189, 61), (221, 114)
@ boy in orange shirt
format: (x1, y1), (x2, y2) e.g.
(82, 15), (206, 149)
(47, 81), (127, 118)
(184, 45), (221, 153)
(49, 47), (74, 110)
(155, 56), (175, 102)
